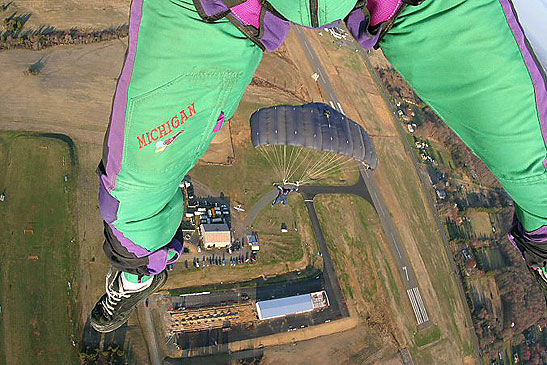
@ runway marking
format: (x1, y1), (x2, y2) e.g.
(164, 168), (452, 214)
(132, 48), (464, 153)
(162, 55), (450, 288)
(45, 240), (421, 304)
(407, 287), (428, 325)
(337, 102), (345, 114)
(329, 100), (335, 109)
(378, 204), (385, 216)
(413, 287), (429, 322)
(318, 71), (326, 82)
(305, 199), (314, 202)
(402, 266), (409, 281)
(374, 196), (385, 216)
(407, 288), (424, 324)
(391, 232), (402, 258)
(179, 291), (211, 297)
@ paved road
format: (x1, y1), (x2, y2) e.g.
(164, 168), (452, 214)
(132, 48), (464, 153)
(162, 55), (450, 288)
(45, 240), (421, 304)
(175, 276), (324, 309)
(299, 172), (372, 203)
(302, 197), (350, 318)
(243, 174), (372, 230)
(243, 189), (278, 229)
(138, 303), (163, 365)
(294, 27), (430, 327)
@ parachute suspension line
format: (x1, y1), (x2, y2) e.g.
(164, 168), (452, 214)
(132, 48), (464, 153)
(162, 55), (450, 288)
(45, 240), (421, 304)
(276, 144), (289, 182)
(270, 144), (285, 181)
(305, 155), (341, 182)
(283, 145), (287, 182)
(264, 148), (283, 179)
(301, 150), (340, 181)
(282, 146), (288, 182)
(272, 144), (285, 182)
(311, 154), (349, 178)
(309, 155), (356, 181)
(298, 148), (338, 185)
(297, 153), (332, 186)
(286, 147), (309, 184)
(295, 148), (321, 184)
(296, 148), (315, 182)
(306, 154), (341, 183)
(285, 146), (304, 184)
(299, 153), (350, 185)
(258, 146), (359, 187)
(269, 147), (287, 182)
(287, 144), (300, 180)
(258, 146), (284, 182)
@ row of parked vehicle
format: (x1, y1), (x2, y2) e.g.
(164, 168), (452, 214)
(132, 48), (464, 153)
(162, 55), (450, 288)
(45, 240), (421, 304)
(188, 252), (254, 269)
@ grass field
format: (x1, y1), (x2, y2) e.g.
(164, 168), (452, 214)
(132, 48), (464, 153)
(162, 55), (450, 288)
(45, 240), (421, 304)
(375, 137), (476, 362)
(468, 209), (493, 238)
(414, 324), (441, 347)
(429, 141), (456, 170)
(165, 193), (320, 290)
(314, 194), (406, 326)
(252, 196), (305, 265)
(0, 132), (78, 364)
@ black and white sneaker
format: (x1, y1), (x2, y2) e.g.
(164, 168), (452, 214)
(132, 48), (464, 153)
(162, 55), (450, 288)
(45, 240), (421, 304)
(90, 268), (168, 333)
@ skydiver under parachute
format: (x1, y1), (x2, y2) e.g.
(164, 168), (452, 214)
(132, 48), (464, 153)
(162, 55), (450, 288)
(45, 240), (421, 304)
(91, 0), (547, 332)
(272, 183), (299, 207)
(250, 102), (378, 186)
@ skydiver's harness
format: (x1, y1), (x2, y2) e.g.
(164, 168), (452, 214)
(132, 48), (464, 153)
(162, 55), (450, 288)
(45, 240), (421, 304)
(193, 0), (424, 51)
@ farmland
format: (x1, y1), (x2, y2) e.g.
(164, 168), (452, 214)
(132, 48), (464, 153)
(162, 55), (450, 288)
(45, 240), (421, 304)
(0, 132), (79, 364)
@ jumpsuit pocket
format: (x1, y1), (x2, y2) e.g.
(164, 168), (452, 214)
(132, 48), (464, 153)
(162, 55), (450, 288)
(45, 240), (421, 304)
(122, 71), (239, 177)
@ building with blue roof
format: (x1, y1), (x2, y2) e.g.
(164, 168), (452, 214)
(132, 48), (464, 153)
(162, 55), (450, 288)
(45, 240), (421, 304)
(256, 291), (328, 320)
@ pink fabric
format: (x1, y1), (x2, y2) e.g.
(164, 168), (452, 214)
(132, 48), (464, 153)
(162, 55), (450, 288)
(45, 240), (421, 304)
(213, 113), (224, 133)
(366, 0), (402, 27)
(231, 0), (261, 28)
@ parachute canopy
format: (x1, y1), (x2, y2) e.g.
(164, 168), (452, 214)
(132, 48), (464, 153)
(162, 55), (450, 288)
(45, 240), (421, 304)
(251, 103), (377, 167)
(250, 103), (377, 185)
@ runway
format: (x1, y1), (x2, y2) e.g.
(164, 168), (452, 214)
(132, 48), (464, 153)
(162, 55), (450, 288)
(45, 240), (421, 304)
(294, 27), (430, 327)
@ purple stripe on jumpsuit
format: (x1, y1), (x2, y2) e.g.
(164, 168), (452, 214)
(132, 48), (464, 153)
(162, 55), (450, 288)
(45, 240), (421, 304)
(345, 8), (383, 50)
(101, 0), (144, 192)
(499, 0), (547, 241)
(498, 0), (547, 165)
(100, 179), (182, 274)
(98, 0), (182, 273)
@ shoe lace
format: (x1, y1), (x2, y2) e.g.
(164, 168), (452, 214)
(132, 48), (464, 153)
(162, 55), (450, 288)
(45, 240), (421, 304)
(531, 261), (547, 283)
(101, 273), (131, 317)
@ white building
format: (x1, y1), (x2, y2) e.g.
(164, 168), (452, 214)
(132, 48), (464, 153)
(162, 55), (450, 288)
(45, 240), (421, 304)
(200, 223), (231, 249)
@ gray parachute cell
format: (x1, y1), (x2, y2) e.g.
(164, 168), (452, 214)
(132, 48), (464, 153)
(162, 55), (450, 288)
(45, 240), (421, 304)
(250, 102), (378, 169)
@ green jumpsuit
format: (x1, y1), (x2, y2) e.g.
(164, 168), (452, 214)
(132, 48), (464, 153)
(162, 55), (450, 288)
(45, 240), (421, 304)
(98, 0), (547, 286)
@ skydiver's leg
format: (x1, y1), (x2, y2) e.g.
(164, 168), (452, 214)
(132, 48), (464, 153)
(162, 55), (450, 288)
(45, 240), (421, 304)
(92, 0), (263, 332)
(272, 194), (282, 206)
(381, 0), (546, 291)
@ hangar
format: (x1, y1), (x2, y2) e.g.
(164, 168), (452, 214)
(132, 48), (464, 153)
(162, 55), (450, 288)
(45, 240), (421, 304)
(256, 291), (329, 320)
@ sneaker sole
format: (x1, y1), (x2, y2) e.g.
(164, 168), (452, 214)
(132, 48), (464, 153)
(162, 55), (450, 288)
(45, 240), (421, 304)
(90, 272), (168, 333)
